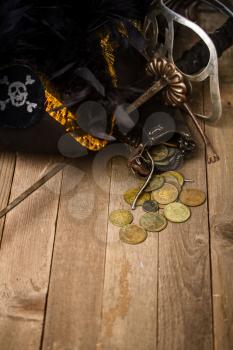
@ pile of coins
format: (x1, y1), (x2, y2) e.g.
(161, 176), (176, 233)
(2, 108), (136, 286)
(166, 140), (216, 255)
(150, 144), (177, 168)
(109, 145), (207, 245)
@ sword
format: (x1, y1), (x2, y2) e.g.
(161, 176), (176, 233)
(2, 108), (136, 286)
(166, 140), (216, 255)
(0, 74), (168, 218)
(0, 163), (65, 219)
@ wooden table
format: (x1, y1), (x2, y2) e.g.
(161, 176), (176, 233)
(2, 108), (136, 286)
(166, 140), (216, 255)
(0, 12), (232, 350)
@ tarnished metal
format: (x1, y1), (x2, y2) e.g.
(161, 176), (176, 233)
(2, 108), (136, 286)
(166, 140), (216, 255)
(0, 164), (66, 219)
(126, 79), (167, 115)
(147, 57), (187, 106)
(131, 149), (155, 210)
(151, 0), (222, 123)
(147, 56), (220, 163)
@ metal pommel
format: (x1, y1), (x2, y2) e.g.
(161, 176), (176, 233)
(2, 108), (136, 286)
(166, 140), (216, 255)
(147, 57), (187, 106)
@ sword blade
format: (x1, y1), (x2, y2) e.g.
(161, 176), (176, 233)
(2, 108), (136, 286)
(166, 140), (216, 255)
(0, 76), (168, 218)
(0, 163), (66, 219)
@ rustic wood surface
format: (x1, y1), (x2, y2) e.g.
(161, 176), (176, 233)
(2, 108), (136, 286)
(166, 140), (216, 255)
(0, 12), (232, 350)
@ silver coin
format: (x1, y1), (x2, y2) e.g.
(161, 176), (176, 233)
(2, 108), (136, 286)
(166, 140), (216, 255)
(142, 200), (159, 213)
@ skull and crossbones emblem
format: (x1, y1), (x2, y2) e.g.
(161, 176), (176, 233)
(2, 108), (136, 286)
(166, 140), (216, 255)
(0, 75), (38, 113)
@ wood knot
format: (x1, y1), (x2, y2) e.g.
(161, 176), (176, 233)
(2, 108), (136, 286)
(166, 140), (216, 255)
(214, 221), (233, 243)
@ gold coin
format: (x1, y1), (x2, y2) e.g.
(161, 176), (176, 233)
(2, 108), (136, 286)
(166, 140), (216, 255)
(179, 189), (206, 207)
(152, 183), (179, 205)
(164, 174), (179, 185)
(109, 210), (133, 227)
(154, 148), (176, 165)
(143, 175), (165, 192)
(124, 187), (150, 206)
(162, 171), (184, 186)
(119, 225), (148, 245)
(139, 212), (167, 232)
(151, 145), (169, 161)
(164, 202), (191, 223)
(164, 175), (182, 193)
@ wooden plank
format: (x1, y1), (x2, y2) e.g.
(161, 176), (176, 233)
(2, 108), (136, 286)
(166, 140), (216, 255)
(0, 152), (16, 241)
(41, 154), (111, 350)
(98, 151), (158, 350)
(0, 154), (62, 350)
(204, 36), (233, 350)
(197, 11), (233, 350)
(156, 10), (215, 348)
(157, 84), (213, 350)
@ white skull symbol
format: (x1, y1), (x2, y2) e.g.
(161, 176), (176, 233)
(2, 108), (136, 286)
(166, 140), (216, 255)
(8, 81), (28, 107)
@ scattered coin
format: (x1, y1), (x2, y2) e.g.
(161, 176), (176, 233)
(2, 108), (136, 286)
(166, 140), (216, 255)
(109, 209), (133, 227)
(140, 212), (167, 232)
(179, 189), (206, 207)
(124, 187), (150, 207)
(143, 175), (165, 192)
(163, 174), (179, 185)
(115, 158), (205, 245)
(151, 145), (169, 161)
(142, 200), (159, 213)
(164, 202), (191, 223)
(162, 171), (184, 186)
(119, 224), (148, 245)
(153, 148), (177, 166)
(152, 183), (179, 205)
(164, 175), (182, 193)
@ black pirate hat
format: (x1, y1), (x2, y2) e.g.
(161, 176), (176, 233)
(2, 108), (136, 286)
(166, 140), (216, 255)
(0, 65), (45, 128)
(0, 0), (233, 154)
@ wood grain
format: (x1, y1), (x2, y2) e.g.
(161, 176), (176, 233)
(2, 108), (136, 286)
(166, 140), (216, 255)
(0, 163), (65, 220)
(0, 152), (16, 241)
(0, 154), (62, 350)
(0, 11), (233, 350)
(98, 149), (158, 350)
(41, 154), (111, 350)
(156, 12), (215, 348)
(205, 37), (233, 350)
(157, 84), (213, 350)
(198, 11), (233, 350)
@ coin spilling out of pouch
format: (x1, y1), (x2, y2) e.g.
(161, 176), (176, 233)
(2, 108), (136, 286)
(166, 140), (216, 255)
(163, 175), (182, 193)
(151, 145), (169, 161)
(163, 171), (185, 186)
(113, 150), (207, 245)
(143, 175), (165, 192)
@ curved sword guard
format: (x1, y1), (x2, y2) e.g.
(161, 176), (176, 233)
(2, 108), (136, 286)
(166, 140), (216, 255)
(152, 0), (222, 123)
(147, 56), (220, 164)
